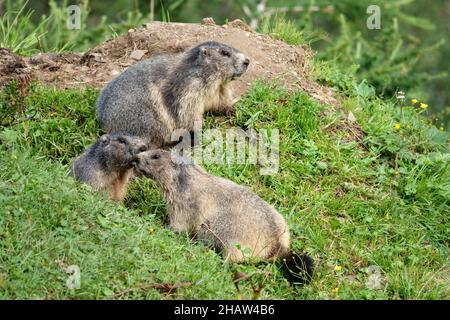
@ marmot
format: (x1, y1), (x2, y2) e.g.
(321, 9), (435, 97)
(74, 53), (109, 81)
(133, 150), (314, 284)
(96, 41), (250, 148)
(71, 132), (147, 201)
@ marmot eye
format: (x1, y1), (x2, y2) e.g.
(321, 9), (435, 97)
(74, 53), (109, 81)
(118, 138), (126, 144)
(220, 49), (231, 57)
(151, 154), (161, 160)
(139, 146), (147, 152)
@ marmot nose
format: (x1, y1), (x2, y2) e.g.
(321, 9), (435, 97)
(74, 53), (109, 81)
(243, 58), (250, 67)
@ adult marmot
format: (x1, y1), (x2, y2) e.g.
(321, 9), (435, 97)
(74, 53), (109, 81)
(71, 132), (147, 201)
(96, 41), (250, 148)
(134, 149), (314, 284)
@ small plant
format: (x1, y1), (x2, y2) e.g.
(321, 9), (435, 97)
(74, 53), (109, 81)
(0, 78), (34, 127)
(259, 13), (322, 46)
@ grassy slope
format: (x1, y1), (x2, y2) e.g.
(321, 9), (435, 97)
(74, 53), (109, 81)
(0, 61), (449, 299)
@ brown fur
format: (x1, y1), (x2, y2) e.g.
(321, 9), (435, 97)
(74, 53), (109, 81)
(109, 169), (135, 201)
(134, 150), (291, 262)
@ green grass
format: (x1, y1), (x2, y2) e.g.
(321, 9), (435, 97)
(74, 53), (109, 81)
(0, 74), (449, 299)
(259, 15), (307, 45)
(0, 1), (48, 55)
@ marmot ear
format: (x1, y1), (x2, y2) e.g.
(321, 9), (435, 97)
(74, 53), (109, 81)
(100, 135), (110, 146)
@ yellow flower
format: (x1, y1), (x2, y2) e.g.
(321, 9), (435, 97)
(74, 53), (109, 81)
(439, 127), (444, 131)
(411, 99), (418, 104)
(394, 123), (401, 130)
(420, 103), (428, 109)
(334, 265), (342, 271)
(332, 287), (339, 294)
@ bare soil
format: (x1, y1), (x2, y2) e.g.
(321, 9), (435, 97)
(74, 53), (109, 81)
(0, 19), (338, 107)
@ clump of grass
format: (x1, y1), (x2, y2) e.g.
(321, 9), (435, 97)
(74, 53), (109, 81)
(259, 14), (308, 45)
(0, 0), (48, 55)
(0, 0), (153, 54)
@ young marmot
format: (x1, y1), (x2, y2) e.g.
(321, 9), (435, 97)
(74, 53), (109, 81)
(134, 149), (314, 284)
(96, 41), (250, 148)
(71, 132), (147, 201)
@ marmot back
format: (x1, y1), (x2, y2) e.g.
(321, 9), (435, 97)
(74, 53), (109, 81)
(71, 132), (147, 201)
(96, 41), (249, 148)
(134, 149), (314, 284)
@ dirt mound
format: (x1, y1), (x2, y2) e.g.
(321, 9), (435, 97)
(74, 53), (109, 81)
(0, 20), (337, 106)
(0, 48), (30, 87)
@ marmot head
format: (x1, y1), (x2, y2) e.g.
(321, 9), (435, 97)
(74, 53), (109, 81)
(98, 132), (148, 169)
(189, 41), (250, 81)
(133, 149), (191, 181)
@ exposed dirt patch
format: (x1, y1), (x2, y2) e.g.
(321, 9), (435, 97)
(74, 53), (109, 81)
(0, 48), (30, 88)
(0, 20), (337, 107)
